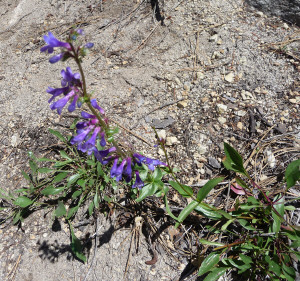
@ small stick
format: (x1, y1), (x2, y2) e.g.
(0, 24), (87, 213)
(110, 118), (152, 146)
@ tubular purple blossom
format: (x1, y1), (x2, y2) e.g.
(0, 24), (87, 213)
(94, 147), (116, 163)
(100, 132), (106, 147)
(47, 86), (69, 103)
(110, 158), (119, 179)
(70, 126), (93, 145)
(50, 90), (76, 115)
(124, 157), (132, 182)
(133, 153), (166, 171)
(132, 171), (144, 189)
(49, 53), (65, 64)
(68, 94), (79, 112)
(40, 32), (70, 53)
(85, 43), (94, 49)
(111, 159), (127, 182)
(91, 99), (105, 115)
(78, 127), (101, 154)
(61, 67), (80, 86)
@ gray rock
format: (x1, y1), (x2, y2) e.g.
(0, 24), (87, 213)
(246, 0), (300, 26)
(151, 116), (175, 129)
(208, 157), (221, 169)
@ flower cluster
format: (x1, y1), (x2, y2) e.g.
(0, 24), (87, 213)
(47, 67), (82, 114)
(41, 30), (166, 189)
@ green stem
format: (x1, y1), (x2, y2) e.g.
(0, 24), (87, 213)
(70, 43), (125, 158)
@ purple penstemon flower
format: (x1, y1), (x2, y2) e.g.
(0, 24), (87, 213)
(78, 127), (101, 154)
(132, 171), (144, 189)
(46, 67), (82, 114)
(94, 147), (116, 163)
(123, 157), (132, 182)
(133, 153), (166, 171)
(70, 125), (94, 146)
(91, 99), (105, 115)
(110, 158), (127, 182)
(50, 90), (76, 115)
(61, 67), (81, 87)
(40, 32), (71, 64)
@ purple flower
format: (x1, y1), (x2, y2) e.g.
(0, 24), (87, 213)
(94, 147), (116, 163)
(40, 32), (71, 63)
(123, 157), (132, 182)
(85, 43), (94, 49)
(70, 125), (93, 145)
(50, 90), (76, 115)
(40, 32), (70, 54)
(47, 86), (69, 103)
(110, 159), (127, 182)
(91, 99), (105, 115)
(133, 153), (166, 171)
(46, 67), (82, 114)
(78, 127), (101, 154)
(68, 94), (79, 112)
(81, 111), (95, 119)
(110, 158), (119, 179)
(49, 53), (65, 64)
(100, 132), (106, 147)
(61, 67), (80, 87)
(132, 171), (144, 189)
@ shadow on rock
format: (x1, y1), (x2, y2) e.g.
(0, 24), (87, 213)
(245, 0), (300, 26)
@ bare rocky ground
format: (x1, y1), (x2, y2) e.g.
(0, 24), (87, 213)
(0, 0), (299, 280)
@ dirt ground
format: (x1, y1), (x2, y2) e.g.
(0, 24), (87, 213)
(0, 0), (299, 280)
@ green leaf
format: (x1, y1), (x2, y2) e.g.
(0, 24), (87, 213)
(66, 206), (79, 220)
(282, 263), (295, 281)
(88, 201), (94, 216)
(203, 267), (229, 281)
(239, 254), (252, 264)
(195, 205), (223, 220)
(223, 142), (248, 176)
(54, 160), (72, 168)
(53, 172), (69, 183)
(175, 200), (199, 228)
(197, 177), (224, 202)
(163, 194), (179, 221)
(55, 201), (66, 217)
(153, 168), (163, 181)
(72, 190), (82, 199)
(198, 252), (221, 276)
(221, 219), (234, 231)
(67, 174), (81, 187)
(169, 181), (193, 198)
(217, 210), (232, 220)
(265, 256), (281, 277)
(29, 160), (38, 174)
(21, 171), (31, 181)
(49, 128), (66, 142)
(69, 222), (86, 263)
(14, 196), (33, 208)
(38, 167), (53, 173)
(284, 205), (296, 211)
(227, 259), (251, 273)
(199, 239), (224, 247)
(60, 150), (72, 161)
(77, 179), (86, 189)
(272, 195), (284, 233)
(136, 183), (158, 202)
(97, 163), (104, 176)
(12, 210), (21, 224)
(285, 159), (300, 189)
(42, 185), (65, 196)
(37, 157), (55, 162)
(94, 191), (100, 209)
(238, 219), (256, 231)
